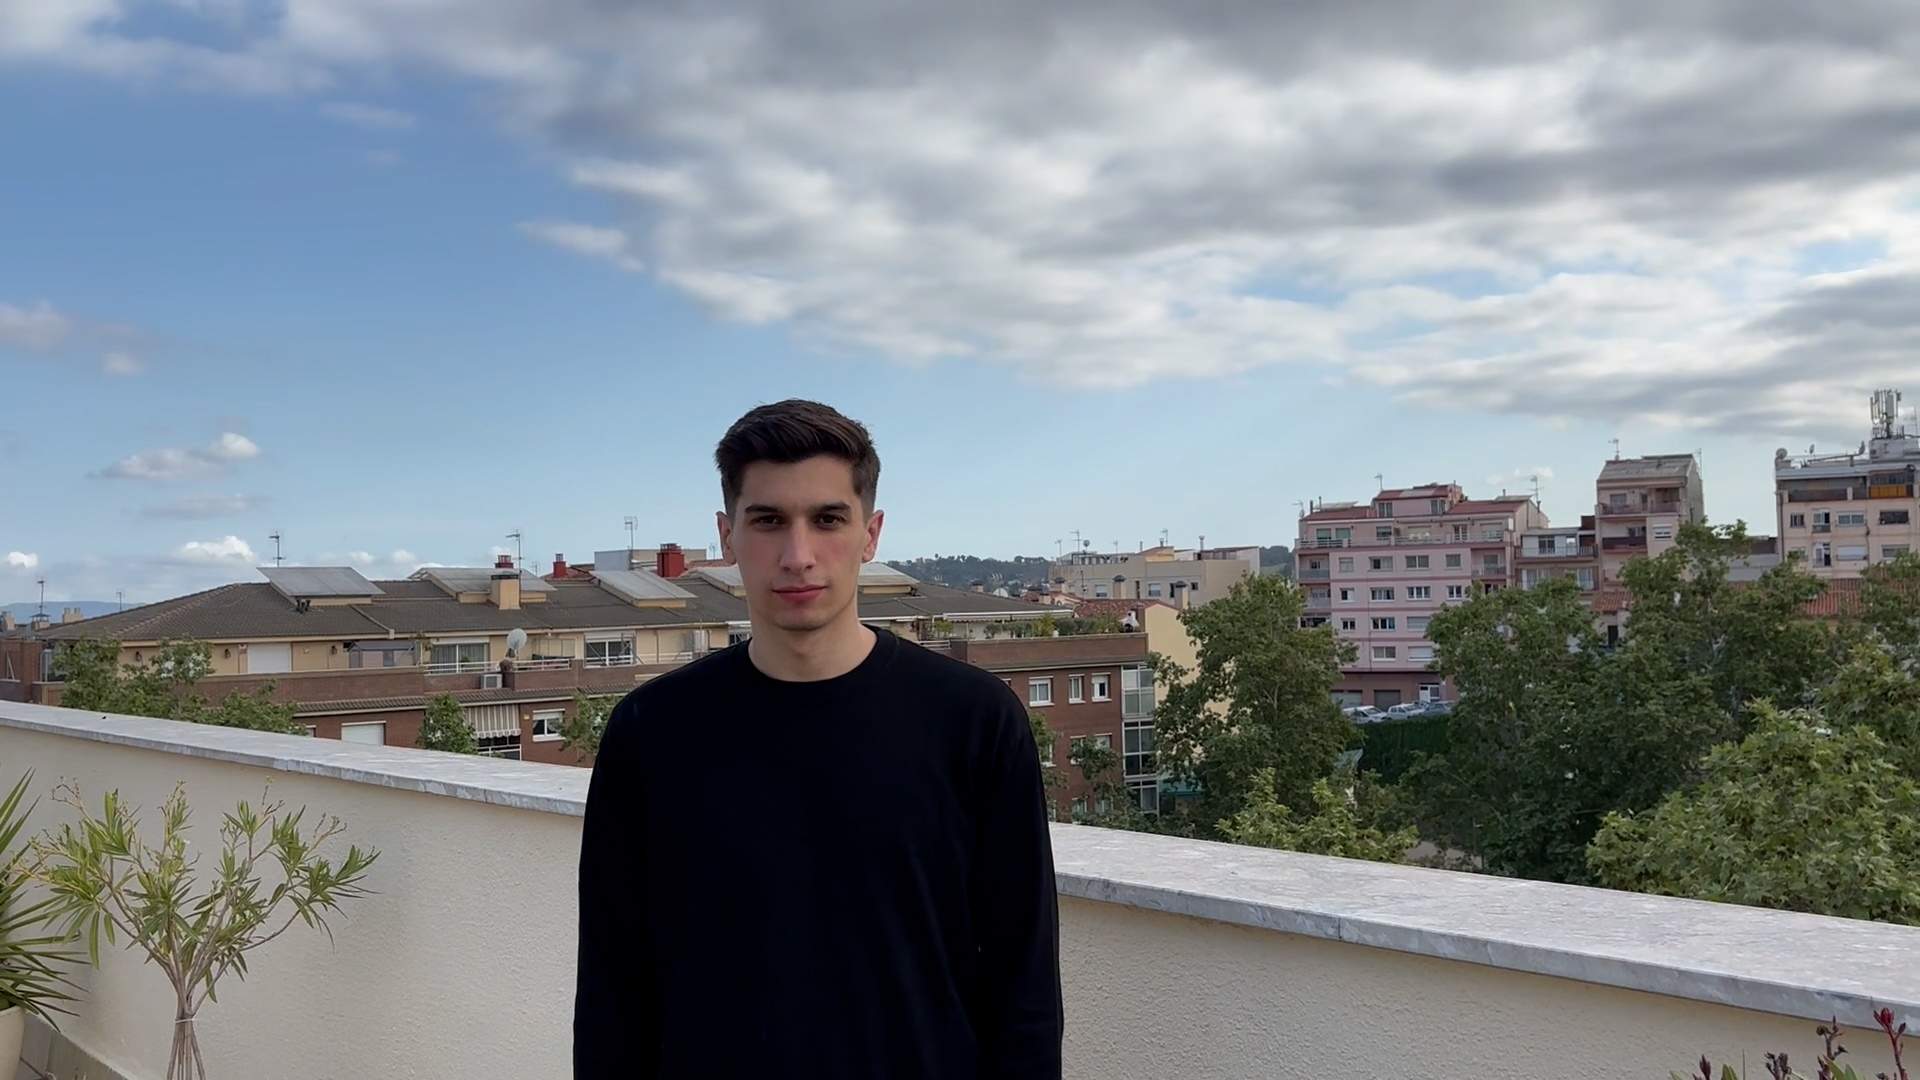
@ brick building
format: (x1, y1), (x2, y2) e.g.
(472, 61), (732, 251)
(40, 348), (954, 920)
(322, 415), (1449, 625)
(1, 548), (1065, 763)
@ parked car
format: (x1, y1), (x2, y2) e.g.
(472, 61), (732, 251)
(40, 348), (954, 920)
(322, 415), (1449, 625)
(1419, 700), (1454, 717)
(1382, 702), (1429, 721)
(1343, 705), (1386, 723)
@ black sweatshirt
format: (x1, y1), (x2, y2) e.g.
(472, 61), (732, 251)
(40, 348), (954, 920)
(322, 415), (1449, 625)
(574, 629), (1064, 1079)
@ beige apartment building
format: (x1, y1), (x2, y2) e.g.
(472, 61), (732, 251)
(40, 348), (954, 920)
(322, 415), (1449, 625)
(1048, 543), (1258, 606)
(1774, 390), (1919, 579)
(1593, 454), (1707, 582)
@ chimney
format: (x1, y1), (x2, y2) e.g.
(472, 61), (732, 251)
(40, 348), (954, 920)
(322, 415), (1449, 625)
(29, 614), (50, 632)
(655, 543), (686, 579)
(61, 607), (84, 624)
(1, 612), (14, 632)
(494, 554), (514, 570)
(490, 566), (521, 611)
(552, 553), (569, 579)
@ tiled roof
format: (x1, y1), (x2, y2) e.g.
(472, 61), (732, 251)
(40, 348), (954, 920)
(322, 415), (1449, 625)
(1067, 599), (1179, 622)
(1803, 578), (1866, 619)
(1447, 496), (1535, 515)
(1599, 454), (1697, 482)
(1378, 484), (1454, 499)
(1301, 505), (1378, 523)
(26, 572), (1053, 644)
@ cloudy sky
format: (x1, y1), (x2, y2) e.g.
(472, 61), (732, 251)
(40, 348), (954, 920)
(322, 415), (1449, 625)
(4, 1), (1918, 603)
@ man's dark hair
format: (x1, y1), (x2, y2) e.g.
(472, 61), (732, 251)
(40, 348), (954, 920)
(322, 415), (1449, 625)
(715, 400), (880, 515)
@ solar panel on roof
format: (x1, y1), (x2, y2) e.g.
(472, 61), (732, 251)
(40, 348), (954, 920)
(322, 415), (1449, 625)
(416, 567), (556, 594)
(259, 567), (383, 598)
(593, 568), (696, 603)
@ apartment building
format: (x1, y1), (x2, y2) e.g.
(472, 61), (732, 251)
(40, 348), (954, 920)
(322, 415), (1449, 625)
(1515, 518), (1600, 594)
(1048, 543), (1258, 605)
(1594, 454), (1706, 582)
(1775, 390), (1920, 579)
(1299, 485), (1546, 708)
(944, 633), (1159, 819)
(1, 550), (1064, 762)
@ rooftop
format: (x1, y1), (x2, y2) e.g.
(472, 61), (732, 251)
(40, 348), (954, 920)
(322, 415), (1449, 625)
(1598, 453), (1699, 483)
(4, 701), (1915, 1079)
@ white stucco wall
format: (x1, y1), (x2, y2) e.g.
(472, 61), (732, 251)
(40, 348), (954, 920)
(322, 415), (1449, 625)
(0, 702), (1914, 1080)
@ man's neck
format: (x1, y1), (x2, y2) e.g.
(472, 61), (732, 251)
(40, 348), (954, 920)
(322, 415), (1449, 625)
(747, 616), (877, 682)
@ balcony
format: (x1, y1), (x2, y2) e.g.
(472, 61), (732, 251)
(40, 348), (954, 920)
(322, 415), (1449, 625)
(4, 702), (1917, 1080)
(1475, 562), (1507, 577)
(1597, 498), (1685, 518)
(1298, 567), (1331, 581)
(1601, 535), (1649, 552)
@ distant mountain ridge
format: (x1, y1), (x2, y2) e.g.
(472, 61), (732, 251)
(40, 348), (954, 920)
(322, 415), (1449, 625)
(2, 600), (122, 622)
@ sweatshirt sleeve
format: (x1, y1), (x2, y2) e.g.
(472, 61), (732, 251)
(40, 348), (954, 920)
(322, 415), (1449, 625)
(972, 691), (1066, 1079)
(574, 699), (655, 1078)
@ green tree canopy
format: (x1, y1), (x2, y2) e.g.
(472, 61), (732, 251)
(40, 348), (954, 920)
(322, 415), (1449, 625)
(1148, 574), (1352, 835)
(54, 638), (300, 735)
(416, 693), (477, 754)
(1588, 705), (1920, 925)
(1217, 770), (1416, 863)
(560, 692), (620, 759)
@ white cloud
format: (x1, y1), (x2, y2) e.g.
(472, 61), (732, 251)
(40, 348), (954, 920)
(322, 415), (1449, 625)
(102, 350), (143, 375)
(100, 431), (260, 480)
(517, 221), (645, 272)
(0, 301), (70, 350)
(4, 552), (38, 570)
(22, 3), (1920, 439)
(175, 536), (256, 564)
(319, 100), (416, 130)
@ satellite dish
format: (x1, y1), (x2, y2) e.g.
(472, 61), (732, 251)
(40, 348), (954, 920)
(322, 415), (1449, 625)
(506, 628), (528, 658)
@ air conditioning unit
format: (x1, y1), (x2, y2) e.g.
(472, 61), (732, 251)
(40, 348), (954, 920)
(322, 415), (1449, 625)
(480, 672), (503, 689)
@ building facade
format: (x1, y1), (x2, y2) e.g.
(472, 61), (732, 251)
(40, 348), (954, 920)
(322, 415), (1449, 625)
(1048, 544), (1257, 606)
(1593, 454), (1706, 582)
(1299, 485), (1547, 708)
(1775, 390), (1920, 579)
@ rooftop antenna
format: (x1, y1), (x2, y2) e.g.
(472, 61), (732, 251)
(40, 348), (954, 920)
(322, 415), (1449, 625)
(1160, 528), (1169, 547)
(116, 589), (125, 613)
(1529, 474), (1542, 503)
(35, 578), (46, 617)
(1374, 473), (1385, 491)
(268, 530), (284, 567)
(1294, 500), (1306, 518)
(1609, 438), (1621, 461)
(506, 529), (524, 570)
(1055, 538), (1063, 559)
(623, 515), (638, 551)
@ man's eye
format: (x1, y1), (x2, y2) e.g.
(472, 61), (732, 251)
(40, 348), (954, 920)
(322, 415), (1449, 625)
(753, 516), (782, 527)
(815, 515), (845, 527)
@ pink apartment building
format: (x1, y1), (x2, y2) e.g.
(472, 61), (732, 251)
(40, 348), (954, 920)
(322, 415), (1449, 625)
(1298, 485), (1547, 709)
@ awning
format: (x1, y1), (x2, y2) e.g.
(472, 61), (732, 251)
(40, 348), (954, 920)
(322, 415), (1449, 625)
(463, 704), (520, 739)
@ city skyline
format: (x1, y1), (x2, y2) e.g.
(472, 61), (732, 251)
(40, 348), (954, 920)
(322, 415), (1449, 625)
(8, 4), (1920, 603)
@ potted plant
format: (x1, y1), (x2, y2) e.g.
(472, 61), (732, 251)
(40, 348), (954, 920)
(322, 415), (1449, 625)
(0, 771), (77, 1068)
(30, 783), (377, 1080)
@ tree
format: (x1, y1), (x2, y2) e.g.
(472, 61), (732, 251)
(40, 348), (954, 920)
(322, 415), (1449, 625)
(1067, 732), (1146, 829)
(1817, 643), (1920, 779)
(1148, 574), (1352, 836)
(1027, 710), (1066, 799)
(55, 638), (300, 735)
(1857, 551), (1920, 667)
(1217, 770), (1416, 863)
(560, 692), (620, 760)
(1588, 705), (1920, 925)
(416, 693), (476, 754)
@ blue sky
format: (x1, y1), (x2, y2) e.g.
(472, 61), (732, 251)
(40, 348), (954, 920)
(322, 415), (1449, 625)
(3, 3), (1916, 604)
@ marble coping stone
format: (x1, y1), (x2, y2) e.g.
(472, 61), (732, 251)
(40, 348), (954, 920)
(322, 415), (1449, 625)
(5, 701), (1917, 1029)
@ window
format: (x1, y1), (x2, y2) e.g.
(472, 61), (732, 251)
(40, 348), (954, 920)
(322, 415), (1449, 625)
(1338, 587), (1355, 602)
(1309, 588), (1331, 605)
(583, 635), (635, 668)
(1338, 557), (1355, 573)
(1405, 554), (1430, 569)
(1577, 567), (1597, 590)
(1429, 499), (1447, 515)
(1371, 617), (1396, 631)
(1885, 545), (1912, 559)
(1447, 585), (1467, 600)
(1068, 675), (1085, 702)
(1651, 525), (1674, 541)
(1093, 585), (1110, 598)
(1882, 510), (1912, 526)
(1376, 502), (1394, 518)
(1371, 645), (1397, 660)
(429, 640), (488, 673)
(1028, 677), (1053, 706)
(1340, 618), (1358, 631)
(1812, 510), (1832, 533)
(1482, 582), (1503, 594)
(1121, 664), (1153, 717)
(1407, 585), (1432, 600)
(340, 722), (386, 746)
(1789, 513), (1806, 528)
(1813, 542), (1833, 567)
(1407, 615), (1431, 633)
(1418, 683), (1443, 702)
(1482, 527), (1503, 541)
(1123, 720), (1156, 781)
(1409, 645), (1435, 663)
(1445, 553), (1463, 568)
(1451, 525), (1469, 542)
(1369, 556), (1390, 571)
(1838, 512), (1866, 527)
(476, 734), (522, 759)
(1370, 587), (1394, 601)
(1070, 733), (1113, 756)
(1375, 527), (1394, 541)
(1091, 673), (1111, 701)
(1147, 582), (1163, 598)
(1838, 545), (1868, 562)
(531, 709), (565, 742)
(1482, 555), (1504, 571)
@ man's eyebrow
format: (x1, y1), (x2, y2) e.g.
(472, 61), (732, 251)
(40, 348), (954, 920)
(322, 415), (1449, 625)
(740, 501), (854, 516)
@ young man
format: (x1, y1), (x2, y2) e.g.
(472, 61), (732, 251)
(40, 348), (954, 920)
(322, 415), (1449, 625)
(575, 399), (1064, 1079)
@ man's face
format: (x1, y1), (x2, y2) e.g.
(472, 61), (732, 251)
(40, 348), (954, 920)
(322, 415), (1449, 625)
(716, 455), (883, 635)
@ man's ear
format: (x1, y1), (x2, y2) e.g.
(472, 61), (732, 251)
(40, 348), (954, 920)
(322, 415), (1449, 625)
(862, 509), (885, 563)
(716, 510), (736, 565)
